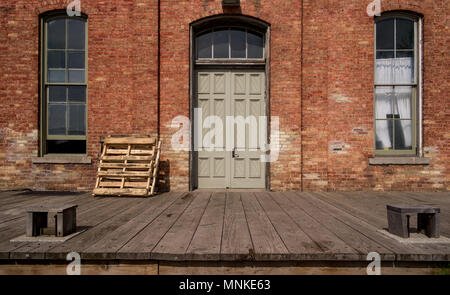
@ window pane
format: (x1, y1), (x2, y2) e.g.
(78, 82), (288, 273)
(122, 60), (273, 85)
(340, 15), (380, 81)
(48, 104), (66, 135)
(395, 51), (414, 83)
(48, 86), (66, 103)
(213, 29), (229, 58)
(395, 120), (412, 150)
(247, 31), (263, 58)
(376, 51), (394, 59)
(68, 70), (85, 83)
(68, 52), (85, 69)
(394, 86), (412, 119)
(48, 70), (66, 83)
(196, 31), (212, 58)
(47, 51), (65, 68)
(230, 29), (246, 58)
(47, 140), (86, 154)
(375, 120), (392, 150)
(68, 86), (86, 103)
(375, 86), (393, 119)
(68, 19), (85, 50)
(68, 105), (86, 135)
(48, 18), (66, 49)
(396, 18), (414, 49)
(376, 19), (394, 50)
(375, 54), (394, 84)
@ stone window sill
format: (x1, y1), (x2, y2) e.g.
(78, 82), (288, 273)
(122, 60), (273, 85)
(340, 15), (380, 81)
(32, 155), (92, 164)
(369, 157), (430, 165)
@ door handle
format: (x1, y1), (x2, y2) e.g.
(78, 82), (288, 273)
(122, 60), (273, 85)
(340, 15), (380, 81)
(232, 148), (239, 158)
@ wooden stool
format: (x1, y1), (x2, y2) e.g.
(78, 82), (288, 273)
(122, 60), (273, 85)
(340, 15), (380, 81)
(387, 205), (440, 238)
(26, 205), (77, 237)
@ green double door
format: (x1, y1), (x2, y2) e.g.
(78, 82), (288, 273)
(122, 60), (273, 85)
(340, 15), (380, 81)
(195, 70), (266, 189)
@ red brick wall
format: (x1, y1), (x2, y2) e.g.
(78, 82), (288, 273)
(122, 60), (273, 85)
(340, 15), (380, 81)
(0, 0), (158, 191)
(159, 0), (302, 190)
(301, 0), (449, 191)
(0, 0), (448, 192)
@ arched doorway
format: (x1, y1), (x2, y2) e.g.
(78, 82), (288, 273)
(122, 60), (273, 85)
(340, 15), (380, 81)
(190, 15), (270, 190)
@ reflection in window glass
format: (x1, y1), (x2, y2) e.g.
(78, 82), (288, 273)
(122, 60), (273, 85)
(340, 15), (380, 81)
(396, 19), (414, 49)
(48, 70), (66, 83)
(247, 31), (263, 58)
(68, 52), (85, 69)
(68, 70), (85, 83)
(231, 29), (246, 58)
(376, 19), (394, 50)
(214, 29), (229, 58)
(48, 104), (66, 135)
(68, 105), (86, 135)
(48, 51), (65, 68)
(196, 31), (212, 58)
(48, 19), (66, 49)
(49, 86), (66, 103)
(68, 86), (86, 103)
(68, 19), (85, 50)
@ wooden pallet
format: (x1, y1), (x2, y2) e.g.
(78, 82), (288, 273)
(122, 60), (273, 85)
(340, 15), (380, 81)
(93, 136), (162, 197)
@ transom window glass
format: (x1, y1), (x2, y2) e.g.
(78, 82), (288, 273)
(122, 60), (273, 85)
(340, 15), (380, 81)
(196, 28), (264, 59)
(42, 15), (87, 154)
(374, 14), (419, 154)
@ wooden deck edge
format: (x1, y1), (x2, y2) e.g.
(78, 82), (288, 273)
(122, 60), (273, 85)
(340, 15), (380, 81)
(1, 252), (448, 262)
(0, 260), (448, 275)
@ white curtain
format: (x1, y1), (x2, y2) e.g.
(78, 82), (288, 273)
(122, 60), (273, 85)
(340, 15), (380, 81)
(375, 57), (413, 149)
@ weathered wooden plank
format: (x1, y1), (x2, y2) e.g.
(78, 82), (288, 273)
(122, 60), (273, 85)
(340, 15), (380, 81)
(84, 192), (182, 259)
(93, 188), (148, 197)
(35, 198), (149, 260)
(98, 171), (151, 177)
(100, 163), (152, 169)
(0, 193), (104, 234)
(0, 192), (86, 215)
(9, 197), (133, 259)
(0, 193), (89, 226)
(274, 192), (359, 260)
(151, 192), (212, 260)
(0, 191), (44, 206)
(255, 192), (322, 259)
(318, 192), (395, 235)
(302, 192), (434, 261)
(241, 193), (289, 260)
(320, 191), (450, 236)
(106, 149), (154, 156)
(405, 191), (450, 205)
(102, 155), (154, 161)
(117, 192), (195, 260)
(283, 192), (394, 260)
(98, 181), (148, 189)
(104, 137), (156, 145)
(220, 192), (255, 260)
(186, 192), (226, 260)
(0, 194), (98, 258)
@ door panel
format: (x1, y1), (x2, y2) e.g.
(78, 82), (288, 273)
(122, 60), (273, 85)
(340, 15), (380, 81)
(230, 72), (265, 189)
(196, 71), (230, 189)
(195, 70), (266, 189)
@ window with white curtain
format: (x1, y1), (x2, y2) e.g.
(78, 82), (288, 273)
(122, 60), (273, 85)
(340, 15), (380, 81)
(374, 12), (421, 155)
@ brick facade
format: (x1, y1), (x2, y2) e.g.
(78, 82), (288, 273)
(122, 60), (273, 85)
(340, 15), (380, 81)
(0, 0), (448, 192)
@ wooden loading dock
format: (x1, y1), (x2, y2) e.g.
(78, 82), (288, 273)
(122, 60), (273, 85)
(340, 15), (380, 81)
(0, 190), (448, 274)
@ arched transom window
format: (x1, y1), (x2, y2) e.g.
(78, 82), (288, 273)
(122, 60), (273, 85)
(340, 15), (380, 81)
(196, 28), (264, 59)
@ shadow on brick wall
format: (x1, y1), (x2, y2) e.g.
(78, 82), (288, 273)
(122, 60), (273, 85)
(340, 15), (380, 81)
(157, 159), (170, 193)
